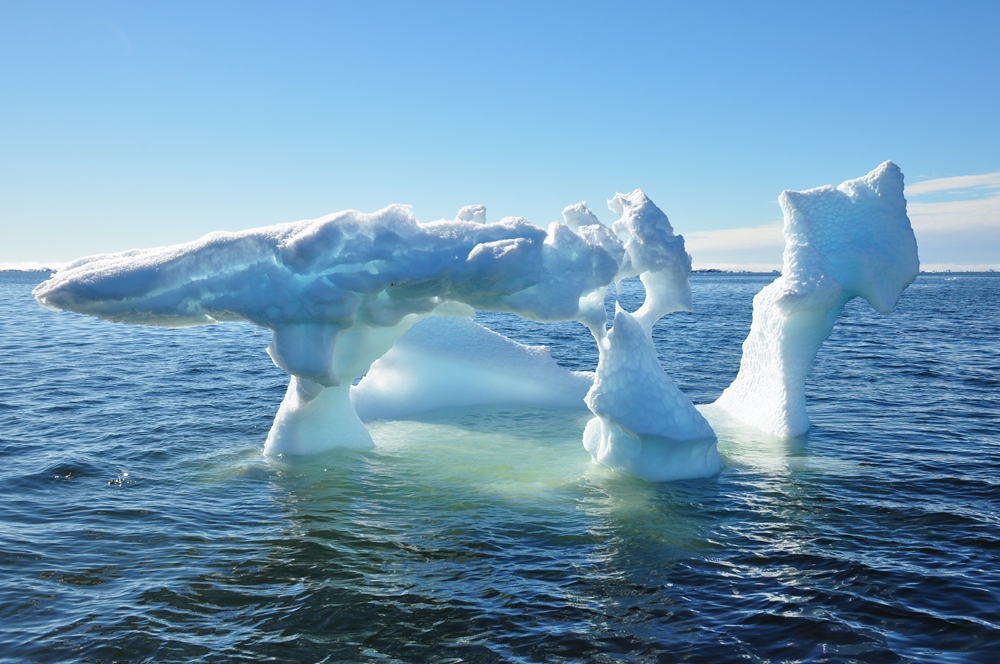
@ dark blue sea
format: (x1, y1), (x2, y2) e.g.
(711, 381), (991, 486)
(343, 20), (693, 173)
(1, 271), (998, 663)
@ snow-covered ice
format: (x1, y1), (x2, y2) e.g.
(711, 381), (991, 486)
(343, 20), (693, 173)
(576, 192), (719, 481)
(33, 192), (698, 466)
(584, 306), (719, 481)
(607, 190), (693, 333)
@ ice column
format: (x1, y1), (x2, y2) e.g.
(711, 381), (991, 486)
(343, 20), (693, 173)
(580, 191), (720, 481)
(265, 314), (437, 453)
(713, 161), (919, 437)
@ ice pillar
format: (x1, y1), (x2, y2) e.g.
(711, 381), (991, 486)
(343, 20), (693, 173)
(714, 161), (919, 437)
(581, 191), (719, 481)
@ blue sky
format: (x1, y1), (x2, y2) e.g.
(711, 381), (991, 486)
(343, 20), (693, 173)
(2, 1), (998, 269)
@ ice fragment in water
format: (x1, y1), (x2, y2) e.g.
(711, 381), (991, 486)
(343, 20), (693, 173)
(352, 316), (592, 420)
(583, 306), (720, 481)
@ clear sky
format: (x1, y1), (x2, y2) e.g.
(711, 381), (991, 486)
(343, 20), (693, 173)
(2, 0), (998, 270)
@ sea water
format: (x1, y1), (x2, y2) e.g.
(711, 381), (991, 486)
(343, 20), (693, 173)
(1, 271), (998, 662)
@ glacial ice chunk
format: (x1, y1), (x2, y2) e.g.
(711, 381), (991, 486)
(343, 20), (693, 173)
(575, 192), (718, 482)
(351, 316), (592, 420)
(713, 161), (919, 437)
(32, 197), (665, 457)
(583, 306), (720, 481)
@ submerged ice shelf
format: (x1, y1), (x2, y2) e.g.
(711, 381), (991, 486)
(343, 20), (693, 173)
(34, 162), (918, 482)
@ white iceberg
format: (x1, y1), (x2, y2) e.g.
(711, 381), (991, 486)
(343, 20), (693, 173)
(34, 193), (697, 465)
(32, 163), (919, 481)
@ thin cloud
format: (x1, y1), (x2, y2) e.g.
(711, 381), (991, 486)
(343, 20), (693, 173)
(683, 223), (784, 271)
(684, 222), (783, 253)
(908, 196), (1000, 233)
(906, 172), (1000, 196)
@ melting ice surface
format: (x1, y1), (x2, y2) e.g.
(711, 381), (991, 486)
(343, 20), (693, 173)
(33, 162), (918, 481)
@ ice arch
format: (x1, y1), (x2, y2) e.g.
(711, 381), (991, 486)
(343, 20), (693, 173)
(713, 161), (919, 437)
(351, 190), (719, 481)
(34, 191), (700, 461)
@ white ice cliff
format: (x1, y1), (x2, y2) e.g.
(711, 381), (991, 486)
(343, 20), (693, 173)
(713, 161), (919, 437)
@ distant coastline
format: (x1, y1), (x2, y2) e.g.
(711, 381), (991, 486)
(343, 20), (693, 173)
(0, 267), (56, 274)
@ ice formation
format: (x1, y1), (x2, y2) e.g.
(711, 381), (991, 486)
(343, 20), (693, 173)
(573, 191), (719, 481)
(31, 162), (917, 481)
(351, 315), (592, 420)
(713, 161), (919, 437)
(33, 191), (701, 468)
(584, 306), (719, 481)
(606, 190), (693, 332)
(349, 190), (716, 481)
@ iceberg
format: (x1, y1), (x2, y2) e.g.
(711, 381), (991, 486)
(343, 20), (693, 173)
(713, 161), (919, 436)
(33, 192), (699, 467)
(32, 162), (919, 481)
